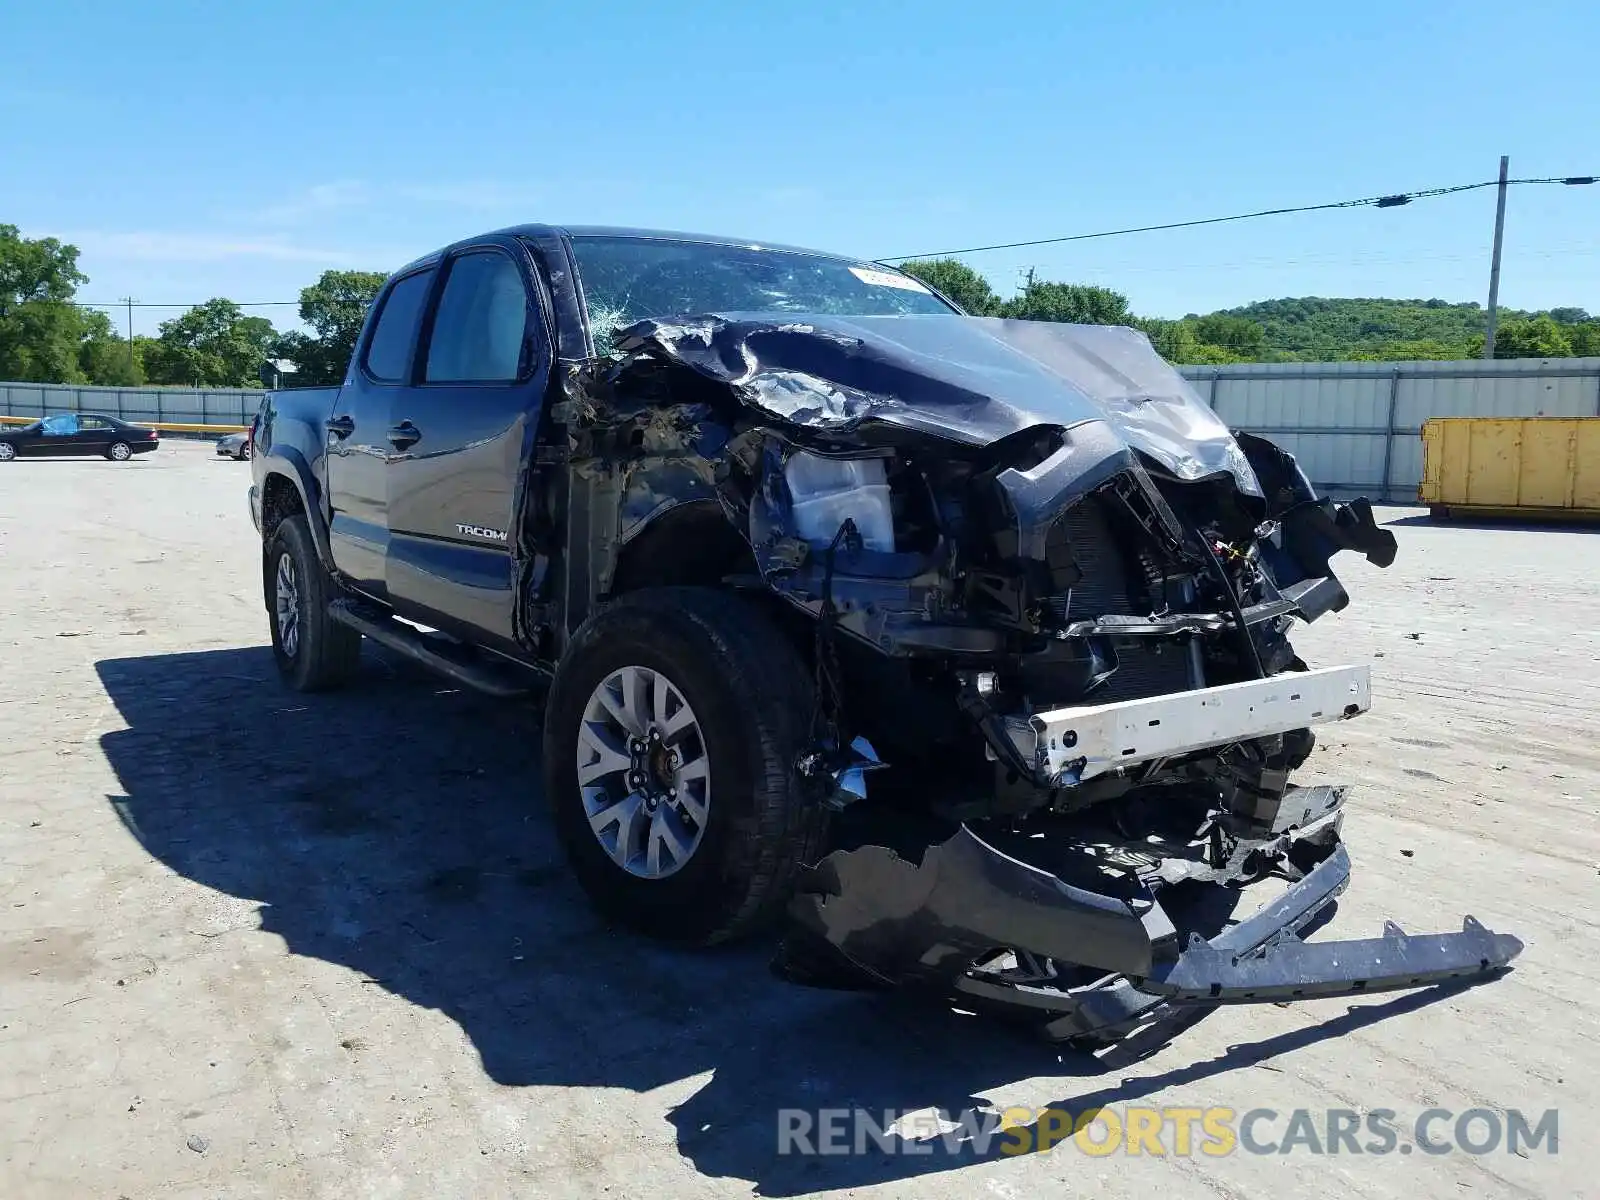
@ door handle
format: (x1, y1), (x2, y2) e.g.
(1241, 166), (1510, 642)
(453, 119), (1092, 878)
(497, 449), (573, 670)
(388, 421), (421, 451)
(325, 414), (355, 439)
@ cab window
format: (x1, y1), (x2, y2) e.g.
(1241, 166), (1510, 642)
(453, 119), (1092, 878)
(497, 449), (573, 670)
(364, 269), (436, 383)
(42, 414), (80, 435)
(423, 250), (530, 384)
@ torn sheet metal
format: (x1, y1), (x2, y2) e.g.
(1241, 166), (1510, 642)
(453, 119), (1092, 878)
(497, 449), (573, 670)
(611, 314), (1262, 495)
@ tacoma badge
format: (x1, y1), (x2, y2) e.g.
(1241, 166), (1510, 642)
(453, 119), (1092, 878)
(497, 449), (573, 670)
(455, 523), (508, 541)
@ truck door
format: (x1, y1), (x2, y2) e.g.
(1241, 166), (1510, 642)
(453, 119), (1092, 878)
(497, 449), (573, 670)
(383, 242), (549, 647)
(325, 265), (436, 599)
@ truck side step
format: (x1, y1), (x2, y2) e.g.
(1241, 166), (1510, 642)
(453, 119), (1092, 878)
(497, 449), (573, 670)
(328, 599), (537, 698)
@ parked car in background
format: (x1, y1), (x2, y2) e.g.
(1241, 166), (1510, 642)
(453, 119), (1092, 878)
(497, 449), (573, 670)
(216, 430), (253, 460)
(0, 413), (160, 461)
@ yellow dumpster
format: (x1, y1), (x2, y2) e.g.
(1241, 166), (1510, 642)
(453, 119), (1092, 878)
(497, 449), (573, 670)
(1420, 417), (1600, 520)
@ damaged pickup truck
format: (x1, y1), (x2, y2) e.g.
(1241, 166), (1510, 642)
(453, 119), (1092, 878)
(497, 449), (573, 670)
(249, 225), (1521, 1044)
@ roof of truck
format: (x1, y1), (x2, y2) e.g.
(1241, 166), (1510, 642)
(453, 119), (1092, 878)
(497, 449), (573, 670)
(390, 224), (868, 279)
(497, 224), (865, 261)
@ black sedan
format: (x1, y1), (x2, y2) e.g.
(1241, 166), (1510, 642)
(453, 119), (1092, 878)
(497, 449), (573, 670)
(0, 413), (161, 462)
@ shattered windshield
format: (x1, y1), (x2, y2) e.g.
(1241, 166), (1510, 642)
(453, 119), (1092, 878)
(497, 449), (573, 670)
(567, 234), (957, 355)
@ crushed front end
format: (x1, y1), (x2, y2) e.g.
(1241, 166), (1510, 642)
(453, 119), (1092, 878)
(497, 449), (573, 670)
(596, 314), (1524, 1042)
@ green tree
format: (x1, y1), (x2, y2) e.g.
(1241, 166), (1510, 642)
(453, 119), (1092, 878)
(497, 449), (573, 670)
(1369, 338), (1473, 362)
(78, 310), (146, 385)
(1000, 279), (1134, 325)
(0, 224), (94, 382)
(897, 258), (1001, 316)
(1488, 315), (1573, 359)
(275, 269), (388, 385)
(1213, 297), (1498, 361)
(1134, 317), (1197, 362)
(143, 298), (279, 387)
(1127, 316), (1251, 365)
(1183, 341), (1250, 365)
(1547, 307), (1591, 325)
(1563, 322), (1600, 356)
(1191, 313), (1266, 358)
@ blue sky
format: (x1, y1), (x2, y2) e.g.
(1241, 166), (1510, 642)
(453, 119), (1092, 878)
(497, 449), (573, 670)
(2, 0), (1596, 336)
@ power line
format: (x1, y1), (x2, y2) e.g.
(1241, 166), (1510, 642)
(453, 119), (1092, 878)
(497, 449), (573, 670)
(877, 175), (1597, 262)
(73, 300), (300, 308)
(56, 172), (1600, 313)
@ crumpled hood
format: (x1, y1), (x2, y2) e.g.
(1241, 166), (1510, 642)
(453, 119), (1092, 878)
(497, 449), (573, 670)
(613, 312), (1261, 495)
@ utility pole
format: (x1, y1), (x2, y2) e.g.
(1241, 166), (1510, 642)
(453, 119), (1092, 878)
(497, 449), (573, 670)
(1482, 155), (1509, 359)
(119, 297), (137, 373)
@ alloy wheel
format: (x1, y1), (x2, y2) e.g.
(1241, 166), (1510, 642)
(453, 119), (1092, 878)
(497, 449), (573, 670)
(576, 665), (712, 879)
(274, 552), (301, 659)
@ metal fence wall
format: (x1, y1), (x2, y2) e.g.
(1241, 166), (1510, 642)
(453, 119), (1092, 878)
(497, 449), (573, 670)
(0, 381), (259, 426)
(1180, 357), (1600, 502)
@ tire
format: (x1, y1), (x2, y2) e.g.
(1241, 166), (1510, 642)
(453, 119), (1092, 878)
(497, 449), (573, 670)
(107, 441), (132, 461)
(543, 587), (826, 946)
(264, 514), (361, 691)
(239, 444), (252, 461)
(0, 443), (14, 462)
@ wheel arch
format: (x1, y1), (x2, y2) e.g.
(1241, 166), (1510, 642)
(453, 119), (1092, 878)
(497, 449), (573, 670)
(258, 459), (334, 571)
(607, 499), (758, 599)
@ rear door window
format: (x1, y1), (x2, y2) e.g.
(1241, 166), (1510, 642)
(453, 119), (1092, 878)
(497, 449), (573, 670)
(423, 251), (530, 384)
(364, 270), (436, 382)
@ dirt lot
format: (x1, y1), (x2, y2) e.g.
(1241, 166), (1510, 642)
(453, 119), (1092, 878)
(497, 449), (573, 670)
(1, 439), (1594, 1199)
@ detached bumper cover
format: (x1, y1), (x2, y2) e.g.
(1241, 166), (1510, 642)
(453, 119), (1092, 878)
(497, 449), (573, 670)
(782, 824), (1523, 1044)
(1142, 912), (1524, 1004)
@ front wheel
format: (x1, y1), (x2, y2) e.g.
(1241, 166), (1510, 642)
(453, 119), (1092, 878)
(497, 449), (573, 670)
(107, 441), (132, 461)
(543, 587), (826, 946)
(264, 515), (361, 691)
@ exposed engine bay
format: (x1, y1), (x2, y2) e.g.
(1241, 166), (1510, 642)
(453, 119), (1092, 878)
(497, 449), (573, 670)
(550, 312), (1522, 1043)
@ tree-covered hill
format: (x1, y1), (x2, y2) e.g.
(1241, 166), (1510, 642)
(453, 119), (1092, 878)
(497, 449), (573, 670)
(1209, 296), (1600, 361)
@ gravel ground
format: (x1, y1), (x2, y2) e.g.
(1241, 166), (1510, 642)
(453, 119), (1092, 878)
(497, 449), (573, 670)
(1, 439), (1594, 1199)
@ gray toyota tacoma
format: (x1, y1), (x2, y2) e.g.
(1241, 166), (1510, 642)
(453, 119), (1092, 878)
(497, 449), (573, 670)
(249, 225), (1520, 1045)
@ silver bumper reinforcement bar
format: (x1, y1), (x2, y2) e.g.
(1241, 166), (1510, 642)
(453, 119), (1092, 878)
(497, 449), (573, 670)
(1004, 664), (1373, 784)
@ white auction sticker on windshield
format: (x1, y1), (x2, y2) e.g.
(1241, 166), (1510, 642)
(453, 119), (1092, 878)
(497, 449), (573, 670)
(849, 266), (931, 293)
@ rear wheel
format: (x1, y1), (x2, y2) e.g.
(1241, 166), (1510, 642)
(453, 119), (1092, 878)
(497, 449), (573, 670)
(264, 515), (361, 691)
(107, 441), (132, 461)
(543, 587), (825, 946)
(0, 443), (14, 462)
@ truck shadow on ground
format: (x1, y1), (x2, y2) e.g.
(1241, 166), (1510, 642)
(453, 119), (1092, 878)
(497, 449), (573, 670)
(95, 646), (1473, 1194)
(1385, 512), (1600, 533)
